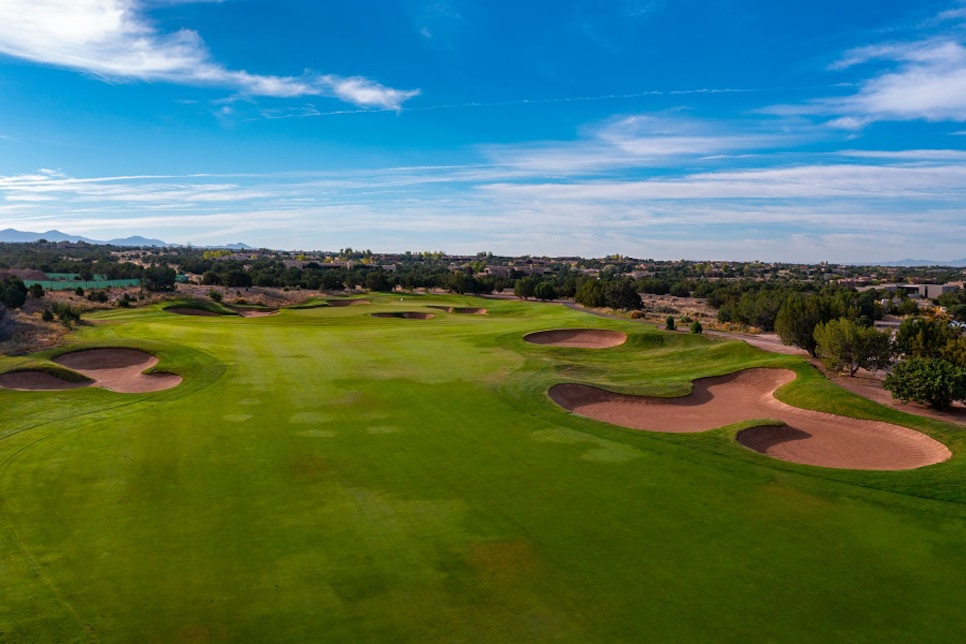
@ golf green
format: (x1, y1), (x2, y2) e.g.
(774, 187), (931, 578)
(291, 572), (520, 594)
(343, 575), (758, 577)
(2, 294), (966, 642)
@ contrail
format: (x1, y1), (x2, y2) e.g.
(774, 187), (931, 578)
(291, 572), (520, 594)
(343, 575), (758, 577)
(250, 83), (854, 121)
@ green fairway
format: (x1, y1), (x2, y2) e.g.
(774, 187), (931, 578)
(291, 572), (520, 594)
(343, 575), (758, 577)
(3, 294), (966, 642)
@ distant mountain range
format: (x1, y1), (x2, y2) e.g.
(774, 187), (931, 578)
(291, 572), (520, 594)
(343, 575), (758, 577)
(879, 258), (966, 268)
(0, 228), (253, 250)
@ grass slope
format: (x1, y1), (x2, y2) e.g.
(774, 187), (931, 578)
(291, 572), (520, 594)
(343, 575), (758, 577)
(2, 294), (966, 641)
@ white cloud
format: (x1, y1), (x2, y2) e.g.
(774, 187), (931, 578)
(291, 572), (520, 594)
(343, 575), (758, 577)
(809, 10), (966, 124)
(837, 149), (966, 161)
(4, 161), (966, 262)
(0, 0), (419, 109)
(479, 162), (966, 201)
(482, 113), (800, 176)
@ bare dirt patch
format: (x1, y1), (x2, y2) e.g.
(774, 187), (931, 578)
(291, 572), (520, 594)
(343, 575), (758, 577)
(326, 299), (371, 307)
(549, 368), (949, 470)
(371, 311), (434, 320)
(53, 348), (182, 393)
(525, 329), (626, 349)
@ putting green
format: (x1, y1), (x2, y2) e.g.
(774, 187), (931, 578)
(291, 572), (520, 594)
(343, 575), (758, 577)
(2, 294), (966, 641)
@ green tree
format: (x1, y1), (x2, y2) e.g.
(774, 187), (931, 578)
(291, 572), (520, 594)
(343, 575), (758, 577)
(690, 320), (703, 334)
(605, 280), (642, 310)
(574, 279), (606, 307)
(365, 269), (391, 292)
(775, 294), (836, 357)
(813, 318), (893, 376)
(884, 357), (966, 410)
(142, 266), (178, 292)
(895, 316), (958, 359)
(665, 315), (675, 331)
(534, 281), (558, 301)
(941, 335), (966, 368)
(0, 277), (27, 309)
(447, 270), (474, 295)
(28, 283), (44, 299)
(513, 276), (537, 300)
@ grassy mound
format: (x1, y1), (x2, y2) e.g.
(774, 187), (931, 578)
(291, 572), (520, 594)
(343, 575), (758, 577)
(163, 299), (241, 316)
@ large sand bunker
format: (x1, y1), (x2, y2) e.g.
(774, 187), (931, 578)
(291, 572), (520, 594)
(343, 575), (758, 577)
(525, 329), (627, 349)
(549, 369), (949, 470)
(326, 299), (371, 307)
(53, 348), (182, 393)
(428, 306), (488, 315)
(371, 311), (435, 320)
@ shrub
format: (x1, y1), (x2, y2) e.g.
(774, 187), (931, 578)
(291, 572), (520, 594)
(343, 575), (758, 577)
(690, 320), (703, 334)
(0, 277), (27, 309)
(49, 302), (82, 328)
(665, 316), (675, 331)
(0, 304), (12, 340)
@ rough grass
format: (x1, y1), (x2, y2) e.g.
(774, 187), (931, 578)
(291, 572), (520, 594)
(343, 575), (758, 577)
(2, 294), (966, 641)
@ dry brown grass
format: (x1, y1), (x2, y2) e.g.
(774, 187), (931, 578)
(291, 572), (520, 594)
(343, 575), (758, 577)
(0, 310), (71, 356)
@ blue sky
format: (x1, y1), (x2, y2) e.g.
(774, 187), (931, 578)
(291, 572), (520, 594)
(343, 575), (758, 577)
(1, 0), (965, 261)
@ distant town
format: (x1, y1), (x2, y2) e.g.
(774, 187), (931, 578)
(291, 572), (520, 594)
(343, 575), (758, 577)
(2, 235), (965, 350)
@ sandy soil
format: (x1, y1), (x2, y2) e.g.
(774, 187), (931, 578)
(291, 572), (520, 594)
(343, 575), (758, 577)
(525, 329), (627, 349)
(549, 368), (949, 470)
(52, 348), (182, 393)
(371, 311), (434, 319)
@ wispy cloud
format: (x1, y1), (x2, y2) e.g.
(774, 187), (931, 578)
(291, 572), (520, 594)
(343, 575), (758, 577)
(768, 7), (966, 126)
(4, 134), (966, 261)
(831, 38), (966, 123)
(0, 0), (419, 109)
(249, 86), (779, 121)
(481, 113), (804, 176)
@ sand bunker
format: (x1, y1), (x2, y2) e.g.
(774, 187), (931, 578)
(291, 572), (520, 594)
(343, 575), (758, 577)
(0, 370), (90, 391)
(52, 348), (182, 393)
(326, 299), (371, 307)
(549, 369), (949, 470)
(165, 307), (224, 317)
(525, 329), (627, 349)
(370, 311), (435, 320)
(428, 306), (488, 315)
(229, 307), (278, 318)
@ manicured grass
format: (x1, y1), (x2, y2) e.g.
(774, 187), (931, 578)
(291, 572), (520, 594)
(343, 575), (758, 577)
(2, 294), (966, 641)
